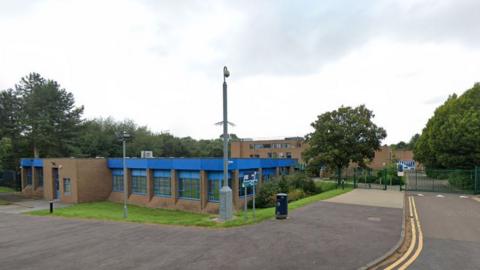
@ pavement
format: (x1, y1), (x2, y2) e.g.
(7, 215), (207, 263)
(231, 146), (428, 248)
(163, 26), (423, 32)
(326, 188), (404, 209)
(0, 189), (404, 270)
(0, 193), (70, 214)
(409, 192), (480, 270)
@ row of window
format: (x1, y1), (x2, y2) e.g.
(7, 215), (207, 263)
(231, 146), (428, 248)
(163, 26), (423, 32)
(249, 143), (301, 150)
(111, 170), (289, 201)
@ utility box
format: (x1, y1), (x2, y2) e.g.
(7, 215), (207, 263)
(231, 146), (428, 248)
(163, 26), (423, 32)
(276, 193), (288, 219)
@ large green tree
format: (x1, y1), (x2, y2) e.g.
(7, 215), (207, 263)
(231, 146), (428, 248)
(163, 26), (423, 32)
(303, 105), (387, 177)
(15, 73), (84, 157)
(414, 83), (480, 169)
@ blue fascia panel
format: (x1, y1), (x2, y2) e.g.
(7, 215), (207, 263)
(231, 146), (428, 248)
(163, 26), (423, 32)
(21, 158), (43, 168)
(178, 170), (200, 179)
(106, 158), (296, 171)
(207, 171), (232, 180)
(263, 168), (276, 175)
(112, 169), (123, 176)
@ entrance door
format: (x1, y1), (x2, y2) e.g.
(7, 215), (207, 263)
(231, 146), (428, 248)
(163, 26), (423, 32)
(52, 168), (60, 199)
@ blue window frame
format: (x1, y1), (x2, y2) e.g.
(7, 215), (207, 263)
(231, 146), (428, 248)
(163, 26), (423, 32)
(35, 167), (43, 187)
(63, 178), (71, 195)
(207, 172), (231, 202)
(112, 170), (124, 192)
(26, 168), (32, 186)
(239, 170), (256, 197)
(131, 169), (147, 195)
(263, 168), (275, 182)
(177, 171), (200, 200)
(153, 170), (171, 197)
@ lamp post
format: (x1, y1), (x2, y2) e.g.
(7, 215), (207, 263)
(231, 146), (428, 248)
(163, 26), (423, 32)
(121, 130), (130, 219)
(220, 66), (233, 221)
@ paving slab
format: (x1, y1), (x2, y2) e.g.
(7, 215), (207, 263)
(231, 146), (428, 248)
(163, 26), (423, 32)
(325, 189), (404, 209)
(0, 197), (402, 270)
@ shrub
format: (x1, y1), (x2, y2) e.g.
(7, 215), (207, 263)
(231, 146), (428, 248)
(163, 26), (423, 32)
(287, 189), (306, 202)
(315, 181), (336, 193)
(448, 171), (473, 190)
(286, 173), (316, 195)
(255, 180), (280, 208)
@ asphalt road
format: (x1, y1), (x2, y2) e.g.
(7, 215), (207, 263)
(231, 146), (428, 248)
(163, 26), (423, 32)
(409, 192), (480, 270)
(0, 199), (402, 270)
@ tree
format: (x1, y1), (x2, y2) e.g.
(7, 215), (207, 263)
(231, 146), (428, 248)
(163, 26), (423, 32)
(414, 83), (480, 169)
(0, 137), (13, 171)
(16, 73), (84, 157)
(303, 105), (387, 179)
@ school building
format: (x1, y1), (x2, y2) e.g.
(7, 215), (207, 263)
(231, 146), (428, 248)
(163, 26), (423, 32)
(20, 157), (296, 213)
(231, 137), (307, 162)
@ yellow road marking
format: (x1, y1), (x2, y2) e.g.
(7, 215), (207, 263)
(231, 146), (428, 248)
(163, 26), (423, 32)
(399, 197), (424, 269)
(385, 197), (416, 270)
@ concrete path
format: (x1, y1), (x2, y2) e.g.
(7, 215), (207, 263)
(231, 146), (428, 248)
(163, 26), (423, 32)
(409, 192), (480, 270)
(326, 189), (404, 209)
(0, 195), (403, 270)
(0, 193), (70, 214)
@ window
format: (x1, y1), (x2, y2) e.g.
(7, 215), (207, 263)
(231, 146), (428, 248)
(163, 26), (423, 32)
(112, 170), (124, 192)
(207, 172), (232, 202)
(267, 152), (273, 158)
(239, 171), (256, 197)
(131, 169), (147, 195)
(26, 168), (32, 186)
(286, 152), (292, 159)
(263, 168), (275, 182)
(63, 178), (71, 195)
(35, 167), (43, 187)
(178, 171), (200, 200)
(153, 170), (171, 197)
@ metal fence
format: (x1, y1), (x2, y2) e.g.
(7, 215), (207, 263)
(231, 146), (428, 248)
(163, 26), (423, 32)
(405, 168), (480, 194)
(326, 168), (395, 190)
(0, 170), (21, 191)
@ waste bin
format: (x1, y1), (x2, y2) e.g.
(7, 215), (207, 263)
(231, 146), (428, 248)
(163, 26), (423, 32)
(276, 193), (288, 219)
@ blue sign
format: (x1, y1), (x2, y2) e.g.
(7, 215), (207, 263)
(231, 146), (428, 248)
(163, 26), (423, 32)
(242, 172), (258, 188)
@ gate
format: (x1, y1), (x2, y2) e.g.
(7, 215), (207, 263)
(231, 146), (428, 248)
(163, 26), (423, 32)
(405, 168), (480, 194)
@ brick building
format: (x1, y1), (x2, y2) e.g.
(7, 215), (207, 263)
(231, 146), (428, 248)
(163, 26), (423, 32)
(231, 137), (307, 163)
(20, 157), (296, 213)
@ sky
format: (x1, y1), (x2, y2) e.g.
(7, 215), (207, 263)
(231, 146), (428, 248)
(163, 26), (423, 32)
(0, 0), (479, 144)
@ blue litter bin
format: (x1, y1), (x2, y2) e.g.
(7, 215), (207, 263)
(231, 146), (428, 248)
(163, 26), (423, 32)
(276, 193), (288, 219)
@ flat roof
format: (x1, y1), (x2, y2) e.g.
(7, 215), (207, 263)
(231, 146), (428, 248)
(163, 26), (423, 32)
(21, 158), (297, 171)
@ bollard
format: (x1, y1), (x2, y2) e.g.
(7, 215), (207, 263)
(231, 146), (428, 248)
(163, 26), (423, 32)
(49, 201), (53, 214)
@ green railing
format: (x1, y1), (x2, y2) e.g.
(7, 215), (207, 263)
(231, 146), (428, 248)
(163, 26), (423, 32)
(405, 167), (480, 194)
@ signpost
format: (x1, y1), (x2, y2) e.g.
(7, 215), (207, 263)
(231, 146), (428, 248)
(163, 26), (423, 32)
(242, 172), (258, 221)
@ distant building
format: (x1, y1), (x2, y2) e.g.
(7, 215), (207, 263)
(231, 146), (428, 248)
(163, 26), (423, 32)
(231, 137), (307, 163)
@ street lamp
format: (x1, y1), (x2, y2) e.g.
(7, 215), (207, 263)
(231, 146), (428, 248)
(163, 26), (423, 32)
(220, 66), (233, 221)
(121, 130), (131, 218)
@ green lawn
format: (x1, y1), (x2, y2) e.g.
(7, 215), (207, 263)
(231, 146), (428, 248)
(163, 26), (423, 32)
(0, 186), (16, 193)
(0, 199), (10, 205)
(28, 187), (352, 228)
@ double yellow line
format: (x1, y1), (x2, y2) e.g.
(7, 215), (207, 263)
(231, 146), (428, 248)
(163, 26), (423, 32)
(385, 196), (423, 270)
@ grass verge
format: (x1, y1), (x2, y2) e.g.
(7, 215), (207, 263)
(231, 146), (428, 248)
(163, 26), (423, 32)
(0, 199), (11, 205)
(0, 186), (16, 193)
(28, 187), (352, 228)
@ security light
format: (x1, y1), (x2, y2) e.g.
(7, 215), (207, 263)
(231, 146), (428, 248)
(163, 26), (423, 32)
(223, 66), (230, 78)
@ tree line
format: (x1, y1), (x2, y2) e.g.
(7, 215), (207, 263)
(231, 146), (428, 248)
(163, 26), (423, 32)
(0, 73), (227, 171)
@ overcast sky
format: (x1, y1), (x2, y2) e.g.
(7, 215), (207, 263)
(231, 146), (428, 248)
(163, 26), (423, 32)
(1, 0), (479, 144)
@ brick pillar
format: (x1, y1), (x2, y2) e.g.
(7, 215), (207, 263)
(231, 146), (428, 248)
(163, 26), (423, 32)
(21, 167), (26, 190)
(200, 170), (207, 210)
(171, 169), (177, 204)
(258, 168), (263, 186)
(146, 169), (153, 200)
(232, 170), (240, 209)
(126, 169), (131, 197)
(275, 167), (280, 177)
(289, 166), (295, 174)
(31, 167), (37, 191)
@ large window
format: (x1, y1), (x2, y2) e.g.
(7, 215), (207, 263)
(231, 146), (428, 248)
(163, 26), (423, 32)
(263, 168), (275, 182)
(63, 178), (71, 195)
(153, 170), (171, 197)
(207, 172), (232, 202)
(131, 169), (147, 195)
(35, 167), (43, 187)
(177, 171), (200, 200)
(239, 170), (256, 197)
(26, 168), (32, 186)
(112, 170), (124, 192)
